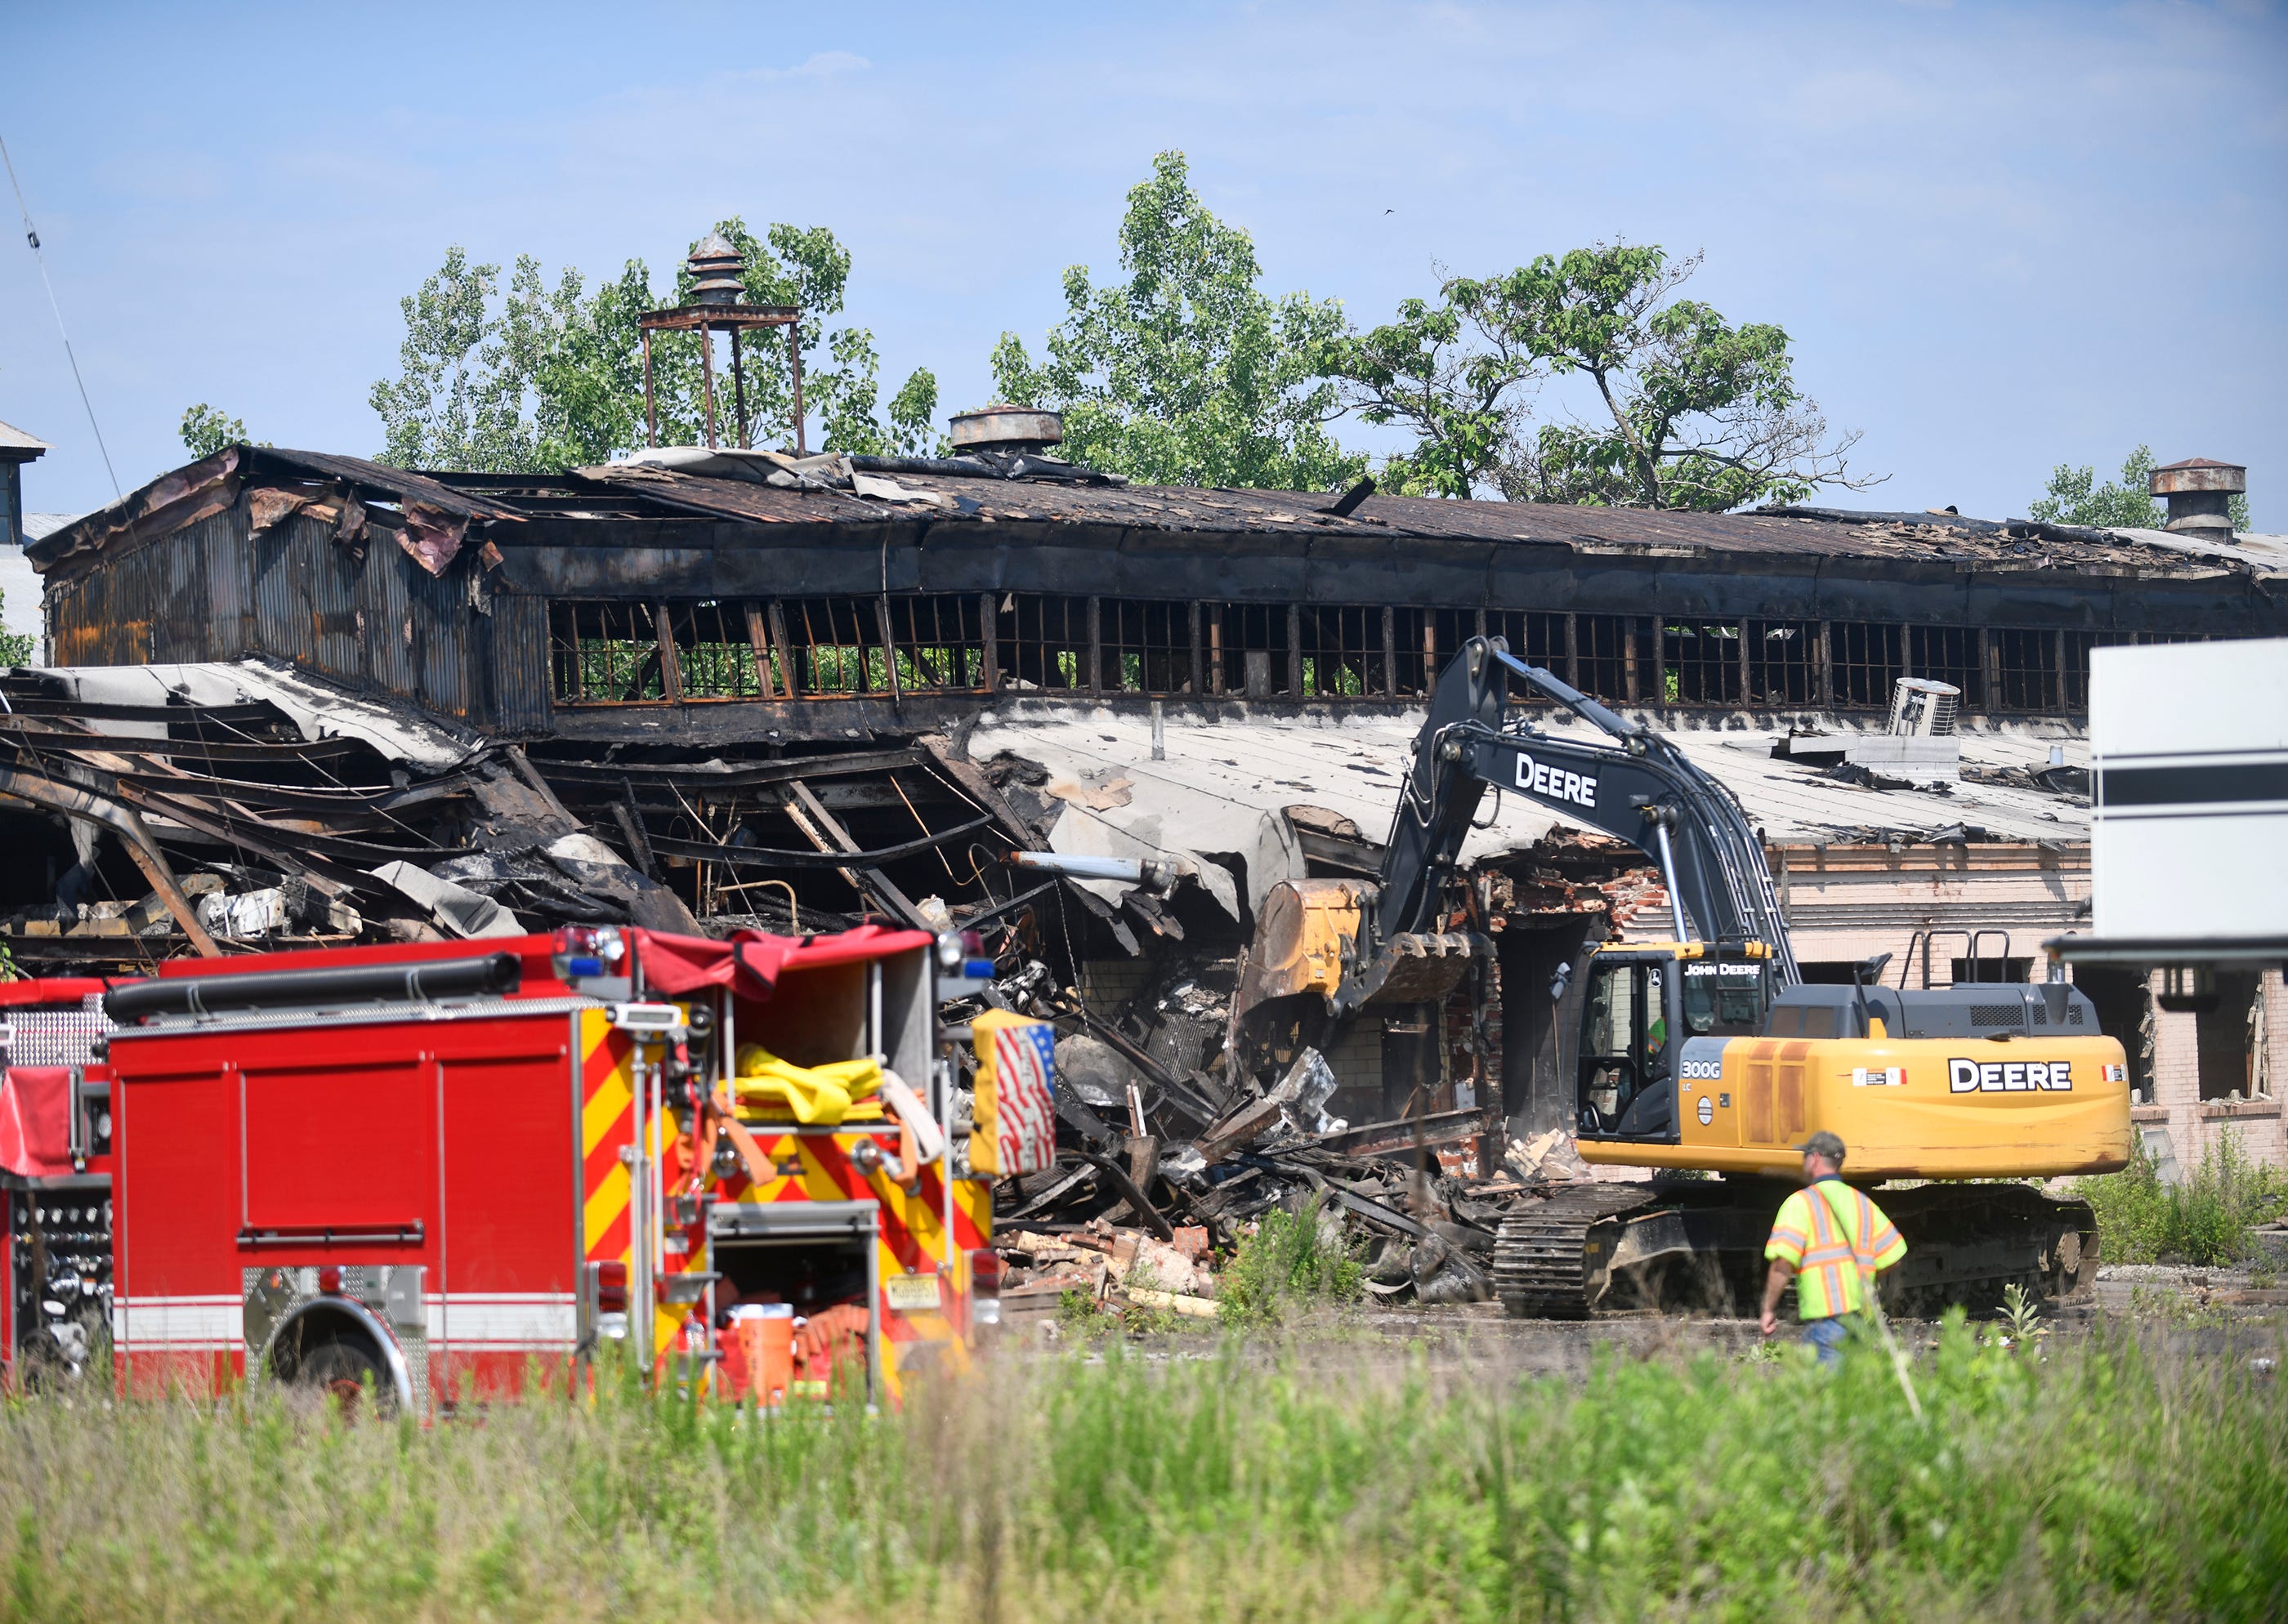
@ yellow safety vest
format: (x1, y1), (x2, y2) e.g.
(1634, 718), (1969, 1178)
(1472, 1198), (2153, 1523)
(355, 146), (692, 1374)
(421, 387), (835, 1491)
(1764, 1179), (1906, 1320)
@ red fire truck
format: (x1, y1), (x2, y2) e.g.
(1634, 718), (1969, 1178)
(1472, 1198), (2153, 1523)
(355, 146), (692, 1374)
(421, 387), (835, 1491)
(1, 978), (117, 1388)
(66, 922), (1039, 1414)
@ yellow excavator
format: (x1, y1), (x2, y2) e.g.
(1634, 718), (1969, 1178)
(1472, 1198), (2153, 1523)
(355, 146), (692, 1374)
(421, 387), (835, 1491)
(1234, 637), (2130, 1316)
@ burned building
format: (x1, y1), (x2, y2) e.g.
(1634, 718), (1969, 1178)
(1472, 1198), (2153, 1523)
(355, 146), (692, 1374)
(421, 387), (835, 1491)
(29, 440), (2285, 738)
(15, 423), (2288, 1172)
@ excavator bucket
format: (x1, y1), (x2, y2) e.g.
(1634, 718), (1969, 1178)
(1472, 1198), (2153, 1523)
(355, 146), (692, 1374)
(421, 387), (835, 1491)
(1231, 879), (1487, 1073)
(1234, 879), (1368, 1015)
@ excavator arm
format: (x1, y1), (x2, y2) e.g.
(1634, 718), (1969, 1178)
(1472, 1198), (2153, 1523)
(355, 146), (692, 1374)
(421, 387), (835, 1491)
(1371, 637), (1799, 984)
(1237, 634), (1796, 1050)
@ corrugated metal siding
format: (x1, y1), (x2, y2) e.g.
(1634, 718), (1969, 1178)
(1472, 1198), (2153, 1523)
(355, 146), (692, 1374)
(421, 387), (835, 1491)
(488, 594), (551, 733)
(43, 491), (485, 721)
(363, 533), (417, 699)
(154, 519), (212, 663)
(203, 506), (252, 659)
(251, 523), (313, 667)
(405, 560), (467, 716)
(307, 514), (364, 676)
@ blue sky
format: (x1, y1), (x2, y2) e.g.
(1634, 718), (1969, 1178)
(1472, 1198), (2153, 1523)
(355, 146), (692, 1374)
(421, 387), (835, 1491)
(3, 1), (2283, 525)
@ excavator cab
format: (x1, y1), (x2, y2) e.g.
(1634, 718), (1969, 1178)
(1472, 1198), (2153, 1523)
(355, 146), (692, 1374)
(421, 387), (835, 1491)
(1577, 944), (1772, 1143)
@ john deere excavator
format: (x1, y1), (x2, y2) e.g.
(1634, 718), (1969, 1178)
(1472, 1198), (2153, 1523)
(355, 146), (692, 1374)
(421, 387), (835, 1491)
(1234, 637), (2130, 1317)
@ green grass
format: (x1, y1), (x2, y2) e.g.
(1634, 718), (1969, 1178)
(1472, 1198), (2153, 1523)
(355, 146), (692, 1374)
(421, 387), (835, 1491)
(1216, 1195), (1365, 1329)
(3, 1317), (2282, 1622)
(2076, 1127), (2288, 1265)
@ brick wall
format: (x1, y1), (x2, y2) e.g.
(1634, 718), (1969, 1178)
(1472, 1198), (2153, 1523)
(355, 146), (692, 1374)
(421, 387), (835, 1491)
(1079, 957), (1155, 1014)
(1325, 1020), (1383, 1127)
(2132, 967), (2286, 1176)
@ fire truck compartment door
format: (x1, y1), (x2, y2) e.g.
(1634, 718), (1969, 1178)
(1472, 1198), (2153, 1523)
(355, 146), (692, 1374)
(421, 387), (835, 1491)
(242, 1057), (435, 1231)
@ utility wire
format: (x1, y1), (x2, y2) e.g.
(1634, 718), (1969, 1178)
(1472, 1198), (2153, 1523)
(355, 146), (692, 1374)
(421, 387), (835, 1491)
(1, 133), (122, 502)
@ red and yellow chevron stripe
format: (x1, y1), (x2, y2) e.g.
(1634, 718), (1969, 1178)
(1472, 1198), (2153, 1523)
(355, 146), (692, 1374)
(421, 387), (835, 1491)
(577, 1009), (711, 1367)
(579, 1011), (635, 1271)
(720, 1126), (990, 1398)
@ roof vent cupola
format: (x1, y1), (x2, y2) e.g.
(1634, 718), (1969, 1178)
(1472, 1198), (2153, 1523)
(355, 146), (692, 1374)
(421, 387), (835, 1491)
(686, 230), (748, 307)
(948, 404), (1066, 458)
(2150, 457), (2245, 539)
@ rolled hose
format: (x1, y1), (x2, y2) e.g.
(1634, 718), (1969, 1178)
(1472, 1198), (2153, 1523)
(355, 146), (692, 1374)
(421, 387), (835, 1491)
(105, 951), (521, 1023)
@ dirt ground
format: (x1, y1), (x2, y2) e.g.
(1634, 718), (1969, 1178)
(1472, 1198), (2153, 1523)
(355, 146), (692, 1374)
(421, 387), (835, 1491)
(1038, 1263), (2288, 1379)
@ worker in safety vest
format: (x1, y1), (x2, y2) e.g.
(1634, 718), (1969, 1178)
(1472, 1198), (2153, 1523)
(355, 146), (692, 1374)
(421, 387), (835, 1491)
(1758, 1131), (1906, 1365)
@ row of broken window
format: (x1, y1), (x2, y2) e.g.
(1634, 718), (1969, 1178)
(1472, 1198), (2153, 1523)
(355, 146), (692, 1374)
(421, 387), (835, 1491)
(546, 596), (2209, 712)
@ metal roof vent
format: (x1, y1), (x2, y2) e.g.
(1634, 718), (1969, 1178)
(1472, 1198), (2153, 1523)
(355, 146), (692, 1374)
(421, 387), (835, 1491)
(2150, 456), (2244, 538)
(686, 230), (747, 307)
(1888, 677), (1960, 737)
(949, 404), (1064, 456)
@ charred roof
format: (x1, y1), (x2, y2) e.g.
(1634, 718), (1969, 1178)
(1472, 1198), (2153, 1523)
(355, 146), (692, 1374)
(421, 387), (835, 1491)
(29, 443), (2278, 580)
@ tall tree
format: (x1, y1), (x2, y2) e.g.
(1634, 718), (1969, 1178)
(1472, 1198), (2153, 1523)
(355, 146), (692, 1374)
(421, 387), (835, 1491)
(990, 151), (1364, 491)
(2030, 445), (2253, 533)
(369, 247), (552, 471)
(1331, 244), (1879, 510)
(369, 227), (938, 473)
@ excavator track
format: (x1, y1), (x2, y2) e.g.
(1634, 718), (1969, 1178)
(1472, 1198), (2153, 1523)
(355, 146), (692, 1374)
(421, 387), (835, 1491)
(1494, 1178), (2105, 1319)
(1492, 1185), (1662, 1318)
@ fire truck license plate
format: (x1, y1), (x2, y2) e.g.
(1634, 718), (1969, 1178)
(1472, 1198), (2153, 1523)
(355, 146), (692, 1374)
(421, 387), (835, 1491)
(886, 1273), (943, 1312)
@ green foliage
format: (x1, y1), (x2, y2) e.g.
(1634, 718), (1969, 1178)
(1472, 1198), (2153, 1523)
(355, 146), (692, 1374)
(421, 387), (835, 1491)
(1332, 243), (1875, 509)
(369, 227), (939, 473)
(1997, 1282), (2043, 1344)
(990, 151), (1365, 492)
(3, 1324), (2283, 1620)
(2030, 444), (2255, 533)
(177, 403), (259, 460)
(0, 589), (33, 669)
(369, 246), (553, 471)
(1321, 288), (1537, 497)
(1057, 1287), (1110, 1336)
(1218, 1196), (1364, 1327)
(2076, 1126), (2288, 1265)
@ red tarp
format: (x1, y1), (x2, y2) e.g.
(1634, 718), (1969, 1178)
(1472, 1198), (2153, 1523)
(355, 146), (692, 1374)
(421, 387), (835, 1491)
(0, 1067), (74, 1179)
(632, 925), (935, 1000)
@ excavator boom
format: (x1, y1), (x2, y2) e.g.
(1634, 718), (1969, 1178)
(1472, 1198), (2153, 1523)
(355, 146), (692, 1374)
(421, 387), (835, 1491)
(1375, 639), (1796, 979)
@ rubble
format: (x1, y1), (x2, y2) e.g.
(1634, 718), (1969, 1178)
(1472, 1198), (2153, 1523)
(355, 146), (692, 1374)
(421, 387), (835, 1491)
(983, 1015), (1598, 1321)
(1505, 1129), (1593, 1185)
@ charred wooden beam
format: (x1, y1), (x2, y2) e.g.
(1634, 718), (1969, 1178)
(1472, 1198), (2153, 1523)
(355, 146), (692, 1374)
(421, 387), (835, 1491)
(646, 813), (991, 870)
(775, 781), (931, 931)
(0, 766), (220, 955)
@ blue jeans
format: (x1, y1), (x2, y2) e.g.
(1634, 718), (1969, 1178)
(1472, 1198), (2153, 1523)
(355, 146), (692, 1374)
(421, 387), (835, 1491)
(1802, 1316), (1851, 1367)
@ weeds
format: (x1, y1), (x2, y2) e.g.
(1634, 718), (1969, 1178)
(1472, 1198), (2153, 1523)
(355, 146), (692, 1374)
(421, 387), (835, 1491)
(1215, 1195), (1364, 1329)
(2, 1318), (2282, 1621)
(2076, 1126), (2288, 1265)
(1055, 1287), (1110, 1337)
(1997, 1282), (2044, 1345)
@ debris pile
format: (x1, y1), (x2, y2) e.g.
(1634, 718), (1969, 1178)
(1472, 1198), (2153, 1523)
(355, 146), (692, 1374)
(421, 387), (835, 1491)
(0, 663), (705, 967)
(0, 665), (1061, 970)
(973, 1003), (1609, 1323)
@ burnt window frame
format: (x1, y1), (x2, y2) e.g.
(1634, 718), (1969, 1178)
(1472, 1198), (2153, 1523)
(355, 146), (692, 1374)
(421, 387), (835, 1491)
(994, 593), (1092, 694)
(1101, 597), (1197, 695)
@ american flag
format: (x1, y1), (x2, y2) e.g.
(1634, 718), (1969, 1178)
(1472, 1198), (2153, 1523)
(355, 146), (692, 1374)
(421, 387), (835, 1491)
(984, 1018), (1057, 1176)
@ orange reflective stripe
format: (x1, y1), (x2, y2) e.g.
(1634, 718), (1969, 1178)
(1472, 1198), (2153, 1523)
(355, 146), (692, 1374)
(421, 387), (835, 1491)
(1812, 1260), (1848, 1309)
(1794, 1181), (1869, 1318)
(1798, 1186), (1853, 1265)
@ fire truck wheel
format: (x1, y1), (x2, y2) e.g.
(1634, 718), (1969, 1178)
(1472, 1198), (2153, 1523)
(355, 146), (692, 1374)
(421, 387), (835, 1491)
(294, 1339), (393, 1417)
